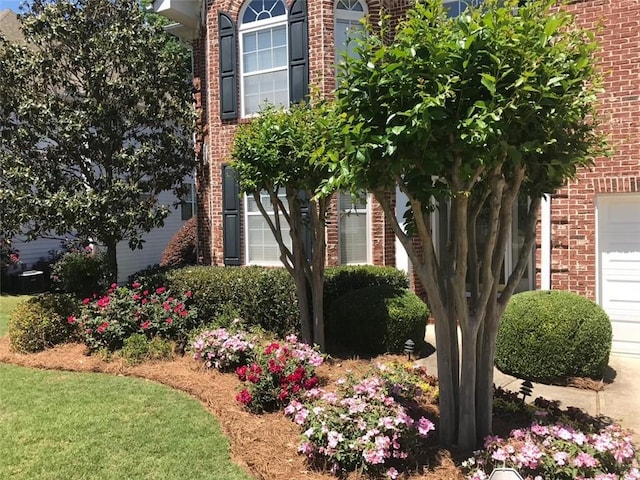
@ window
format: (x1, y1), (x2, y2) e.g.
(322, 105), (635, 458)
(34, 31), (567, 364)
(434, 194), (533, 293)
(334, 0), (367, 68)
(244, 191), (292, 265)
(239, 0), (289, 117)
(339, 192), (369, 264)
(181, 182), (196, 221)
(443, 0), (482, 17)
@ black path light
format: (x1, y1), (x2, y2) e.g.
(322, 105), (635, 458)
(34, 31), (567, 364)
(519, 380), (534, 403)
(404, 339), (415, 360)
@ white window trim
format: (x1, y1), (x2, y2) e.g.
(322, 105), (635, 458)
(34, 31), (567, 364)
(243, 192), (290, 267)
(338, 192), (372, 265)
(334, 0), (367, 71)
(238, 4), (289, 118)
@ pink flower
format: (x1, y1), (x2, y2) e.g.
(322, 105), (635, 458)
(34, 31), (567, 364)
(573, 452), (598, 468)
(185, 290), (192, 298)
(67, 316), (76, 324)
(141, 321), (150, 329)
(417, 417), (435, 437)
(143, 290), (149, 296)
(132, 282), (141, 289)
(97, 296), (110, 308)
(156, 287), (166, 294)
(110, 283), (117, 289)
(82, 298), (90, 305)
(386, 467), (399, 479)
(165, 317), (173, 324)
(96, 322), (109, 334)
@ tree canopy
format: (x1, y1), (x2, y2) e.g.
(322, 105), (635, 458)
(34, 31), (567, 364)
(232, 102), (336, 350)
(332, 0), (605, 450)
(0, 0), (194, 281)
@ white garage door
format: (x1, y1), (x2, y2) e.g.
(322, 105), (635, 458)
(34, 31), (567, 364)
(598, 194), (640, 356)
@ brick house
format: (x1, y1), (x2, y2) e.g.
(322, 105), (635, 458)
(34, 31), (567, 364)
(154, 0), (640, 355)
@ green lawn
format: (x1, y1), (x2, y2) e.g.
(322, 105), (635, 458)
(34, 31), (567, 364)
(0, 294), (30, 337)
(0, 364), (253, 480)
(0, 295), (253, 480)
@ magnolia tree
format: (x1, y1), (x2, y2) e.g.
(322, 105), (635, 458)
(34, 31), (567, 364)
(0, 0), (194, 281)
(332, 0), (605, 450)
(232, 103), (335, 350)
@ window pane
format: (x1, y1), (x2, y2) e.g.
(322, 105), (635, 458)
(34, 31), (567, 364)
(246, 191), (291, 264)
(244, 32), (257, 52)
(273, 26), (286, 46)
(258, 49), (273, 70)
(244, 52), (258, 72)
(243, 69), (289, 115)
(339, 192), (368, 264)
(242, 0), (286, 24)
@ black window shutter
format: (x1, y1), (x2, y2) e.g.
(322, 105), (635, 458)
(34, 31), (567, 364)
(288, 0), (308, 104)
(219, 12), (238, 120)
(222, 165), (241, 265)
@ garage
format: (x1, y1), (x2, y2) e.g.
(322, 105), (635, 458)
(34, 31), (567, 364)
(597, 194), (640, 356)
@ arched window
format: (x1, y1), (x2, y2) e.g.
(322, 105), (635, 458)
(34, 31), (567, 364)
(239, 0), (289, 116)
(334, 0), (367, 67)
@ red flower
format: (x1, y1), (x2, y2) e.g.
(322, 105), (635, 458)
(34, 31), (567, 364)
(180, 310), (188, 317)
(67, 316), (76, 324)
(236, 365), (248, 381)
(97, 296), (110, 308)
(236, 389), (253, 405)
(165, 317), (173, 324)
(163, 303), (170, 311)
(132, 294), (140, 301)
(132, 282), (141, 289)
(110, 283), (117, 289)
(82, 298), (90, 305)
(268, 359), (283, 374)
(278, 389), (289, 401)
(96, 322), (109, 334)
(304, 377), (319, 389)
(292, 384), (301, 394)
(265, 342), (280, 355)
(185, 291), (192, 298)
(142, 299), (148, 305)
(156, 287), (166, 294)
(143, 290), (149, 296)
(141, 321), (150, 329)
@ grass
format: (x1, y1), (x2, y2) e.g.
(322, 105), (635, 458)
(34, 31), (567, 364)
(0, 294), (30, 337)
(0, 364), (253, 480)
(0, 295), (253, 480)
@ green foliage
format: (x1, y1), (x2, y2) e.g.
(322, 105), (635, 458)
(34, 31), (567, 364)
(128, 263), (171, 291)
(160, 217), (197, 268)
(8, 293), (80, 353)
(78, 284), (196, 352)
(324, 265), (410, 310)
(327, 286), (428, 355)
(166, 266), (299, 338)
(0, 0), (195, 280)
(51, 251), (110, 299)
(495, 290), (612, 381)
(121, 334), (174, 365)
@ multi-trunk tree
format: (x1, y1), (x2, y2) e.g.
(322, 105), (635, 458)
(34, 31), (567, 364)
(332, 0), (605, 450)
(232, 103), (336, 350)
(0, 0), (194, 282)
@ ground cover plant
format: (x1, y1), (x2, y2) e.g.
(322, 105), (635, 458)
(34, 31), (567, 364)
(0, 363), (252, 480)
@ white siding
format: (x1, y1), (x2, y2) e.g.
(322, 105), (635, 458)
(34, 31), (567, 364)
(116, 190), (188, 283)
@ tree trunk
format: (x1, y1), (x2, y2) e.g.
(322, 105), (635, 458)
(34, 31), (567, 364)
(476, 306), (499, 440)
(294, 269), (313, 345)
(458, 319), (480, 451)
(104, 240), (118, 284)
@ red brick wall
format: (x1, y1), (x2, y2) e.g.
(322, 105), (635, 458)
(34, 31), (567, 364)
(539, 0), (640, 300)
(195, 0), (396, 269)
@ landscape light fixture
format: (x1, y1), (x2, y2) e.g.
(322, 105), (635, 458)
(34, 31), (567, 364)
(519, 379), (534, 403)
(403, 339), (415, 361)
(488, 467), (525, 480)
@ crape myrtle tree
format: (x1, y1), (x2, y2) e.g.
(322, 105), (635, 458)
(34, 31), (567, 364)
(331, 0), (605, 450)
(0, 0), (194, 282)
(232, 103), (336, 350)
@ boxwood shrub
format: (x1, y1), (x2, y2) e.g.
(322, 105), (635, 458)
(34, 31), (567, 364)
(495, 290), (612, 382)
(8, 293), (80, 353)
(165, 266), (299, 338)
(327, 285), (428, 355)
(324, 265), (410, 311)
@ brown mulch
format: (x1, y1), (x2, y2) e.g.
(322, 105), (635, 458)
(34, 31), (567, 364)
(0, 338), (464, 480)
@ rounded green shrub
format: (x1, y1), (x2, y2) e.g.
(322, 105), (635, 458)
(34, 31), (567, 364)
(327, 286), (428, 355)
(8, 293), (80, 353)
(495, 290), (612, 382)
(51, 251), (110, 299)
(324, 265), (410, 311)
(166, 266), (299, 337)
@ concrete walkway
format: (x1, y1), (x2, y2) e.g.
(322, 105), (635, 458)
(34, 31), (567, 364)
(416, 325), (640, 437)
